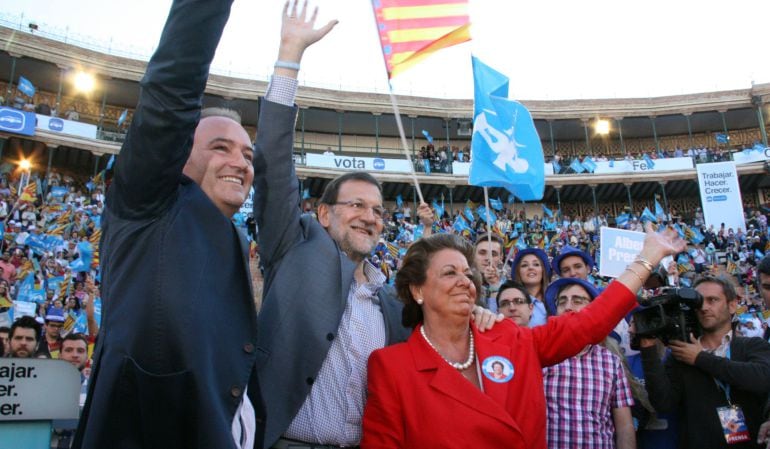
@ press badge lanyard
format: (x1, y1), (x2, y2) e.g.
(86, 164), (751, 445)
(713, 346), (732, 405)
(712, 344), (751, 445)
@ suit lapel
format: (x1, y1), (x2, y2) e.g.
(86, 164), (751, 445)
(338, 249), (356, 311)
(410, 326), (522, 436)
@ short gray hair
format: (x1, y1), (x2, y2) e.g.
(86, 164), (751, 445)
(200, 107), (242, 124)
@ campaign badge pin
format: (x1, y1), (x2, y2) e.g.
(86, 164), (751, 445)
(481, 356), (514, 383)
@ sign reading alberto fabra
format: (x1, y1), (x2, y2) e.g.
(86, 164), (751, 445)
(0, 359), (80, 421)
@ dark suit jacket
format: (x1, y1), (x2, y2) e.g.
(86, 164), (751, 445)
(73, 1), (262, 448)
(252, 100), (410, 448)
(641, 336), (770, 449)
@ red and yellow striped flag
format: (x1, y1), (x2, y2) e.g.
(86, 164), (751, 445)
(372, 0), (471, 78)
(20, 182), (37, 203)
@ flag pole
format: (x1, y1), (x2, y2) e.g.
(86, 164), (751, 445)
(387, 85), (424, 204)
(369, 2), (424, 205)
(483, 186), (493, 266)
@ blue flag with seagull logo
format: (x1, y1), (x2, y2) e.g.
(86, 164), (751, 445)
(469, 57), (544, 201)
(18, 76), (36, 97)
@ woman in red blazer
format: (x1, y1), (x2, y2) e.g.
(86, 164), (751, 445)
(362, 228), (683, 448)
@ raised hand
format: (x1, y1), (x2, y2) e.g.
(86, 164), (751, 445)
(638, 222), (687, 266)
(278, 0), (338, 64)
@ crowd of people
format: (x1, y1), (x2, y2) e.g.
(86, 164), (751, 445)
(1, 1), (769, 449)
(413, 142), (752, 175)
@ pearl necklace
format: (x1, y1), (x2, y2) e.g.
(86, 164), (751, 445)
(420, 325), (475, 370)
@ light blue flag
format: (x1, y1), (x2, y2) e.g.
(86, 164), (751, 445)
(16, 274), (46, 304)
(42, 235), (64, 251)
(581, 156), (597, 173)
(46, 276), (64, 294)
(715, 133), (729, 144)
(516, 239), (527, 250)
(469, 57), (545, 201)
(755, 249), (765, 260)
(72, 311), (89, 335)
(542, 204), (554, 218)
(464, 206), (475, 222)
(655, 199), (665, 218)
(432, 200), (445, 219)
(489, 198), (503, 211)
(50, 186), (68, 199)
(510, 229), (519, 239)
(413, 224), (424, 240)
(640, 207), (657, 223)
(18, 76), (36, 97)
(643, 154), (656, 169)
(25, 234), (47, 256)
(570, 158), (585, 174)
(691, 227), (705, 244)
(476, 205), (497, 223)
(672, 223), (685, 239)
(117, 109), (128, 127)
(106, 154), (116, 170)
(507, 194), (515, 204)
(69, 242), (94, 273)
(421, 130), (434, 144)
(552, 160), (562, 173)
(396, 194), (403, 209)
(453, 216), (470, 233)
(302, 188), (310, 199)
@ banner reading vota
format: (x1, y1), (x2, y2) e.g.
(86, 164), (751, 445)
(696, 161), (745, 233)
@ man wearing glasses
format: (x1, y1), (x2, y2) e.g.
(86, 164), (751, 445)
(40, 309), (66, 358)
(253, 10), (499, 445)
(541, 277), (636, 449)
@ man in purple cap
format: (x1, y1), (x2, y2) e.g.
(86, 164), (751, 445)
(543, 277), (636, 449)
(552, 245), (595, 280)
(40, 308), (66, 358)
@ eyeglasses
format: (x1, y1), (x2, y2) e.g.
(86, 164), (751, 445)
(499, 298), (530, 308)
(556, 295), (591, 308)
(332, 200), (385, 221)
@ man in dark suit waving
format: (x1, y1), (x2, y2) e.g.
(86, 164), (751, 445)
(73, 1), (334, 448)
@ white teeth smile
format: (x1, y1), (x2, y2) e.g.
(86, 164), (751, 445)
(220, 176), (243, 185)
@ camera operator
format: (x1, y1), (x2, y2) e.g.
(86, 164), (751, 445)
(638, 274), (770, 449)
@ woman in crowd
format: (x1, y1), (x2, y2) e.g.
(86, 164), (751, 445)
(496, 281), (533, 327)
(511, 247), (551, 326)
(362, 227), (685, 448)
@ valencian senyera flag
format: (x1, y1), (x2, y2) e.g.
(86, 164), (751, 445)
(469, 57), (545, 201)
(371, 0), (471, 78)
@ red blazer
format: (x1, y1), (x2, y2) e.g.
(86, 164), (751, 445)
(362, 281), (636, 449)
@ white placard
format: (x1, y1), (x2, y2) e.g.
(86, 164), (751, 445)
(594, 157), (693, 174)
(696, 162), (745, 233)
(305, 154), (414, 173)
(599, 227), (646, 278)
(36, 114), (98, 139)
(732, 148), (770, 165)
(0, 359), (80, 421)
